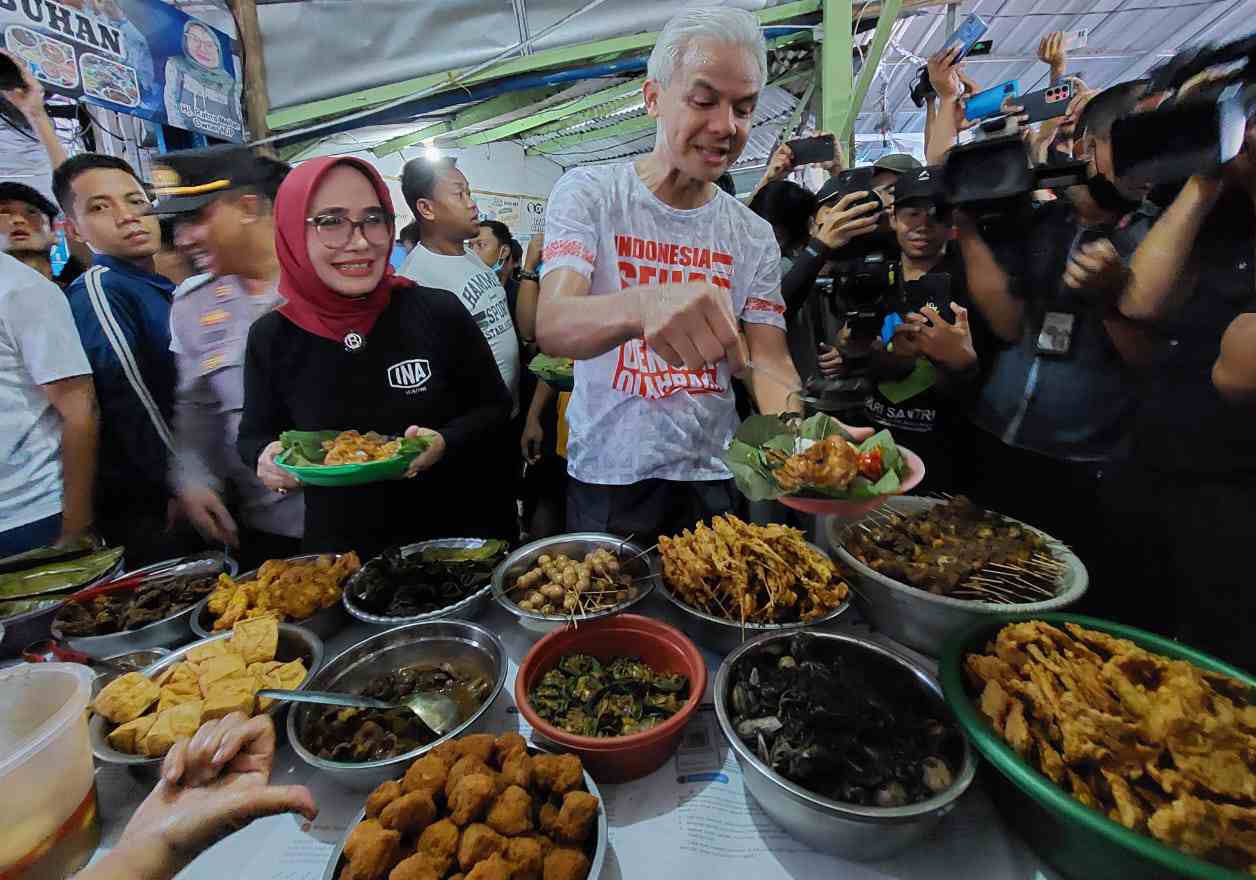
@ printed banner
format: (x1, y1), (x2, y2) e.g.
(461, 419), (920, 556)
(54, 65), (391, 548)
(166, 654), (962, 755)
(474, 190), (546, 238)
(1, 0), (243, 141)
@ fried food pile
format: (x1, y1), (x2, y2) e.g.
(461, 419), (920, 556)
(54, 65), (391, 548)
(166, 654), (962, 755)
(847, 496), (1062, 602)
(768, 434), (863, 493)
(324, 430), (404, 465)
(659, 515), (849, 624)
(94, 617), (306, 757)
(339, 732), (599, 880)
(206, 552), (360, 630)
(967, 621), (1256, 875)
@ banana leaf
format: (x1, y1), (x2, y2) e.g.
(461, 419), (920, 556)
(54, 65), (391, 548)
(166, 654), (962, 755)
(722, 414), (908, 502)
(528, 353), (573, 379)
(0, 546), (124, 601)
(0, 596), (64, 619)
(420, 540), (509, 563)
(279, 430), (430, 467)
(0, 535), (95, 575)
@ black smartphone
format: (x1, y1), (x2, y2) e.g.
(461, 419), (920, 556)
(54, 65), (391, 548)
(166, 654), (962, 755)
(1019, 80), (1077, 124)
(967, 39), (994, 57)
(787, 133), (836, 166)
(821, 165), (884, 212)
(901, 274), (954, 322)
(0, 54), (24, 91)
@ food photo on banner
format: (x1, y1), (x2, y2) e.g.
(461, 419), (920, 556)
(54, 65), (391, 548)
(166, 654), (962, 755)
(475, 190), (547, 239)
(0, 0), (242, 141)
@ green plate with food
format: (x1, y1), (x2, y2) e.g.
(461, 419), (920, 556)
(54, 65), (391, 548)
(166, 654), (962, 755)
(276, 429), (430, 487)
(723, 413), (924, 516)
(529, 353), (574, 391)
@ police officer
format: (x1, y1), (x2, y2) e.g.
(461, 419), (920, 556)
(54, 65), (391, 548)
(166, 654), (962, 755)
(151, 147), (303, 570)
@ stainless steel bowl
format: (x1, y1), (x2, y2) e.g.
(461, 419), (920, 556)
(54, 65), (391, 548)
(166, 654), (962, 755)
(342, 538), (501, 627)
(655, 541), (851, 655)
(91, 647), (172, 697)
(90, 622), (324, 769)
(287, 619), (508, 791)
(190, 553), (352, 641)
(827, 497), (1089, 657)
(0, 556), (125, 658)
(53, 553), (237, 658)
(492, 533), (658, 640)
(320, 742), (607, 880)
(714, 630), (977, 861)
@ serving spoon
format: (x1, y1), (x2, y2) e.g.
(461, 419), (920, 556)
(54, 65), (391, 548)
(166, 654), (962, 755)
(258, 687), (461, 735)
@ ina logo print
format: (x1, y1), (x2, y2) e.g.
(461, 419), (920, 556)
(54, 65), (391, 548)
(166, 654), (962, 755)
(388, 358), (432, 390)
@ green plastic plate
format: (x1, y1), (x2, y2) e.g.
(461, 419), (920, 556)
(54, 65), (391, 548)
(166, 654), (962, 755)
(276, 448), (418, 487)
(940, 612), (1255, 880)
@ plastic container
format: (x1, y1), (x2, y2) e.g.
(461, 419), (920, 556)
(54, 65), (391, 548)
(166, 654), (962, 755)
(940, 612), (1255, 880)
(0, 663), (99, 878)
(515, 614), (707, 783)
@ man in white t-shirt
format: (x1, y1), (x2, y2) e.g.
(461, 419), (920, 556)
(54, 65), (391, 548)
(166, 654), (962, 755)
(0, 252), (99, 554)
(538, 7), (854, 537)
(398, 158), (520, 415)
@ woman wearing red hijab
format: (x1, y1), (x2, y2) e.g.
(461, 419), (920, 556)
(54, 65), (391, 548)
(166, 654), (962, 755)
(236, 157), (512, 557)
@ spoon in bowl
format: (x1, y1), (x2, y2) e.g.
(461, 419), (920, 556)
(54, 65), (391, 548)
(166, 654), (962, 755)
(258, 687), (461, 735)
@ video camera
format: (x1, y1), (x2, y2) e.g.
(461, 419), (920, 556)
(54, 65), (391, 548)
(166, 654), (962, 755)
(1111, 32), (1256, 185)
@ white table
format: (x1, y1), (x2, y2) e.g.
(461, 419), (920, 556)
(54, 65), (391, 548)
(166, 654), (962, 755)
(90, 595), (1060, 880)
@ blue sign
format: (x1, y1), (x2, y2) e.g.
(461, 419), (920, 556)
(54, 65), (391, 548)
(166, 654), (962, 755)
(0, 0), (243, 142)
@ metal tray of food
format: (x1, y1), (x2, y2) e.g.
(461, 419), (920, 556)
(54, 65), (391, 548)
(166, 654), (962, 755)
(0, 554), (125, 658)
(190, 553), (352, 641)
(342, 538), (503, 627)
(52, 553), (236, 658)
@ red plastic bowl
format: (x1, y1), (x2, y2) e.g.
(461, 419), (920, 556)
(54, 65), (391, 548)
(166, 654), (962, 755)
(515, 614), (707, 784)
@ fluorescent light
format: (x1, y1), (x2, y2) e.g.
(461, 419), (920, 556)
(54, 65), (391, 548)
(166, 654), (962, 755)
(424, 141), (440, 160)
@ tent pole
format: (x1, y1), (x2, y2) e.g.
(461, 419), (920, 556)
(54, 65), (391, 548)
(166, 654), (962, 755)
(230, 0), (275, 157)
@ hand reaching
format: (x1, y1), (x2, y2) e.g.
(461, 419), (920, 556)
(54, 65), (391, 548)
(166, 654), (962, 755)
(257, 440), (300, 493)
(0, 51), (46, 120)
(927, 47), (964, 101)
(764, 143), (796, 182)
(1038, 31), (1067, 78)
(814, 192), (881, 250)
(899, 306), (977, 371)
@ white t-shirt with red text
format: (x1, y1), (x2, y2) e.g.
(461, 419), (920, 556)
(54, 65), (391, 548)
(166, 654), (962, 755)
(542, 162), (786, 486)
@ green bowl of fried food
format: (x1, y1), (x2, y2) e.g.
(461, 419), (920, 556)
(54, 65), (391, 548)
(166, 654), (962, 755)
(941, 613), (1256, 880)
(277, 429), (430, 487)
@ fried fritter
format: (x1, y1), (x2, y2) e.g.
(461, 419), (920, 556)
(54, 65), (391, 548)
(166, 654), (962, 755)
(206, 552), (359, 628)
(381, 790), (437, 836)
(416, 818), (459, 874)
(542, 846), (591, 880)
(366, 781), (403, 820)
(506, 837), (544, 880)
(342, 819), (401, 880)
(532, 754), (583, 795)
(387, 853), (447, 880)
(449, 773), (497, 826)
(458, 733), (496, 765)
(499, 751), (533, 790)
(457, 823), (507, 872)
(446, 756), (495, 801)
(486, 784), (533, 836)
(430, 739), (462, 766)
(494, 732), (528, 765)
(538, 802), (559, 838)
(403, 752), (450, 801)
(465, 853), (512, 880)
(551, 791), (597, 844)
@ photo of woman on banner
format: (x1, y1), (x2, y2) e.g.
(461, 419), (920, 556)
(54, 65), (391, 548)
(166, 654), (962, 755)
(162, 18), (240, 139)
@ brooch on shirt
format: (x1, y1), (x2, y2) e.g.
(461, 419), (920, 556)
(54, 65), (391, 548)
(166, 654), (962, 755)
(344, 331), (365, 352)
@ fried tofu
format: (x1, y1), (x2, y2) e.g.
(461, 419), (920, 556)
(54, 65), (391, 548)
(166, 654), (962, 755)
(449, 773), (497, 826)
(106, 714), (156, 754)
(94, 672), (160, 724)
(532, 754), (583, 795)
(202, 676), (258, 721)
(457, 824), (506, 872)
(366, 780), (403, 820)
(185, 638), (230, 663)
(486, 785), (533, 837)
(380, 791), (437, 836)
(267, 658), (308, 690)
(140, 700), (203, 757)
(403, 753), (449, 800)
(542, 846), (590, 880)
(229, 617), (279, 664)
(551, 791), (597, 844)
(343, 819), (402, 880)
(196, 653), (247, 698)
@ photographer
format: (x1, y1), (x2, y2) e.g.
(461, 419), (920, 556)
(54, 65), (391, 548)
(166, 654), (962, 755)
(965, 82), (1156, 553)
(819, 167), (1012, 492)
(1106, 102), (1256, 665)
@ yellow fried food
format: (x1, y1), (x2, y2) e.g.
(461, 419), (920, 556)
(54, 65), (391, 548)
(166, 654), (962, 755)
(416, 818), (459, 873)
(387, 853), (444, 880)
(542, 846), (590, 880)
(94, 672), (160, 724)
(381, 791), (437, 836)
(403, 753), (449, 800)
(457, 823), (506, 872)
(203, 676), (258, 721)
(465, 853), (512, 880)
(551, 791), (597, 844)
(967, 620), (1256, 875)
(207, 553), (360, 628)
(322, 430), (403, 465)
(532, 754), (583, 796)
(196, 653), (247, 697)
(106, 714), (156, 753)
(769, 433), (860, 492)
(185, 638), (230, 663)
(499, 751), (532, 790)
(449, 773), (496, 827)
(446, 756), (495, 801)
(141, 700), (203, 757)
(486, 784), (533, 837)
(505, 837), (544, 880)
(659, 515), (850, 624)
(343, 819), (402, 880)
(366, 780), (403, 820)
(229, 616), (279, 664)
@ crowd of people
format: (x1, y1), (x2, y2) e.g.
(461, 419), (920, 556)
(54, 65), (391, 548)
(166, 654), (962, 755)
(2, 7), (1254, 680)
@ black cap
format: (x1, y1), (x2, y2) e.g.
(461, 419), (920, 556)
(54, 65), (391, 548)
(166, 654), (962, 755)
(150, 145), (280, 215)
(814, 175), (847, 206)
(0, 181), (59, 219)
(872, 153), (923, 175)
(893, 165), (946, 205)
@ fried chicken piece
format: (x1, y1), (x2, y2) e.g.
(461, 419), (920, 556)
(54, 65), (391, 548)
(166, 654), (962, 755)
(465, 853), (512, 880)
(542, 846), (591, 880)
(494, 732), (528, 766)
(403, 753), (450, 801)
(551, 791), (598, 844)
(506, 837), (544, 880)
(388, 853), (443, 880)
(366, 780), (403, 819)
(416, 818), (460, 875)
(499, 751), (533, 791)
(449, 773), (497, 826)
(486, 784), (533, 836)
(342, 819), (402, 880)
(458, 734), (496, 766)
(771, 434), (860, 493)
(381, 790), (438, 836)
(446, 756), (495, 801)
(457, 823), (507, 872)
(532, 754), (583, 795)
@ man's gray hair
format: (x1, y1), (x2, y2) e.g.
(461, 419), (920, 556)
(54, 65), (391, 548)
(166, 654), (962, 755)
(647, 6), (767, 90)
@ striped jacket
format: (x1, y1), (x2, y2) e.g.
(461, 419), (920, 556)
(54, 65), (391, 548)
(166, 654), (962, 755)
(67, 256), (176, 514)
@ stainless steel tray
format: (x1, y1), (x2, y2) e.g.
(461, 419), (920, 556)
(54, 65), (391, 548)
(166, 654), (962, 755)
(0, 555), (125, 658)
(190, 553), (352, 641)
(53, 553), (237, 658)
(341, 538), (501, 627)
